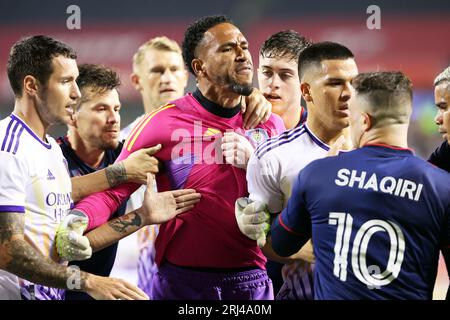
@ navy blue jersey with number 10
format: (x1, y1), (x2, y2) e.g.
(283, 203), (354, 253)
(271, 144), (450, 299)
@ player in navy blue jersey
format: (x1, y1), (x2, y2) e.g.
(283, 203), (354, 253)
(428, 66), (450, 299)
(56, 64), (160, 300)
(269, 71), (450, 299)
(429, 66), (450, 172)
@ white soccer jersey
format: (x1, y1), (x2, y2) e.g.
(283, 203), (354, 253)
(0, 114), (72, 300)
(247, 123), (330, 300)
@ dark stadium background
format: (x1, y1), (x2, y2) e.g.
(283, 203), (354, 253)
(0, 0), (448, 299)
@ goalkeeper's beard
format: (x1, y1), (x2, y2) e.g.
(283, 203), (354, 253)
(216, 74), (254, 96)
(229, 81), (253, 96)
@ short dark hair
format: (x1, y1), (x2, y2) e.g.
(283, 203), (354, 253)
(298, 41), (354, 80)
(7, 35), (77, 97)
(352, 71), (413, 127)
(75, 64), (121, 109)
(182, 15), (232, 75)
(260, 30), (312, 62)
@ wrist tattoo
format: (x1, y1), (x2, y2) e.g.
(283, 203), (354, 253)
(108, 213), (142, 234)
(105, 162), (127, 187)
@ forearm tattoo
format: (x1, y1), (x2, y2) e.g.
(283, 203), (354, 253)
(0, 213), (86, 290)
(105, 162), (127, 187)
(0, 213), (22, 244)
(108, 213), (142, 234)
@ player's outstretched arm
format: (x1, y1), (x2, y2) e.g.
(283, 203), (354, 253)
(0, 212), (147, 300)
(242, 88), (272, 129)
(70, 145), (161, 202)
(84, 173), (201, 252)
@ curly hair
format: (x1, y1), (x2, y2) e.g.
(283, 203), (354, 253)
(182, 15), (232, 75)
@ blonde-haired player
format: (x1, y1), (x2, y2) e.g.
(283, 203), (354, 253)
(119, 36), (189, 298)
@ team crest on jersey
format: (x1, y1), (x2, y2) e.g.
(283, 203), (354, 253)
(245, 128), (269, 148)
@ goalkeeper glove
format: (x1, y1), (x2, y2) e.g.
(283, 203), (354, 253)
(55, 210), (92, 261)
(235, 197), (271, 248)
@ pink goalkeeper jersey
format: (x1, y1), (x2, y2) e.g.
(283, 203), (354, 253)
(75, 92), (285, 269)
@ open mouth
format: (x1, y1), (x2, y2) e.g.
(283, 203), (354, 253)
(65, 105), (74, 115)
(160, 88), (176, 94)
(264, 93), (282, 101)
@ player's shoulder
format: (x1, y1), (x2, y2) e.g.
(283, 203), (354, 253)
(413, 152), (450, 180)
(0, 114), (32, 157)
(254, 124), (309, 160)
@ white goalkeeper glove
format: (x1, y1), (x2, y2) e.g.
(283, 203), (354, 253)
(55, 210), (92, 261)
(235, 197), (271, 248)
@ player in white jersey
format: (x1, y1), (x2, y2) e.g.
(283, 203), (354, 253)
(0, 114), (74, 300)
(256, 30), (312, 295)
(0, 35), (189, 300)
(240, 41), (358, 299)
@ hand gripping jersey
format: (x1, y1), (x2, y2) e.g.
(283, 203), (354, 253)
(0, 114), (73, 300)
(74, 92), (285, 269)
(247, 123), (330, 299)
(271, 145), (450, 299)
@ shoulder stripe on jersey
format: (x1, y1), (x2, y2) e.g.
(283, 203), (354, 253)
(125, 113), (152, 144)
(126, 104), (176, 152)
(304, 125), (329, 151)
(1, 118), (16, 151)
(256, 128), (306, 159)
(6, 121), (21, 153)
(13, 126), (25, 154)
(255, 125), (305, 156)
(278, 214), (302, 236)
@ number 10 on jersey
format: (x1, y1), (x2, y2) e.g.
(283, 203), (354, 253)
(328, 212), (405, 288)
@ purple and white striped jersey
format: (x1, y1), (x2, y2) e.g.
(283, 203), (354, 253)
(247, 123), (331, 300)
(0, 114), (73, 300)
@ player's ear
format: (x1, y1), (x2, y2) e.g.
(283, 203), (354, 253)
(362, 112), (372, 131)
(130, 73), (142, 91)
(23, 75), (39, 97)
(191, 58), (204, 78)
(300, 82), (313, 102)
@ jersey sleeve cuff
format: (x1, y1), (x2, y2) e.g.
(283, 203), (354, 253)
(0, 205), (25, 213)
